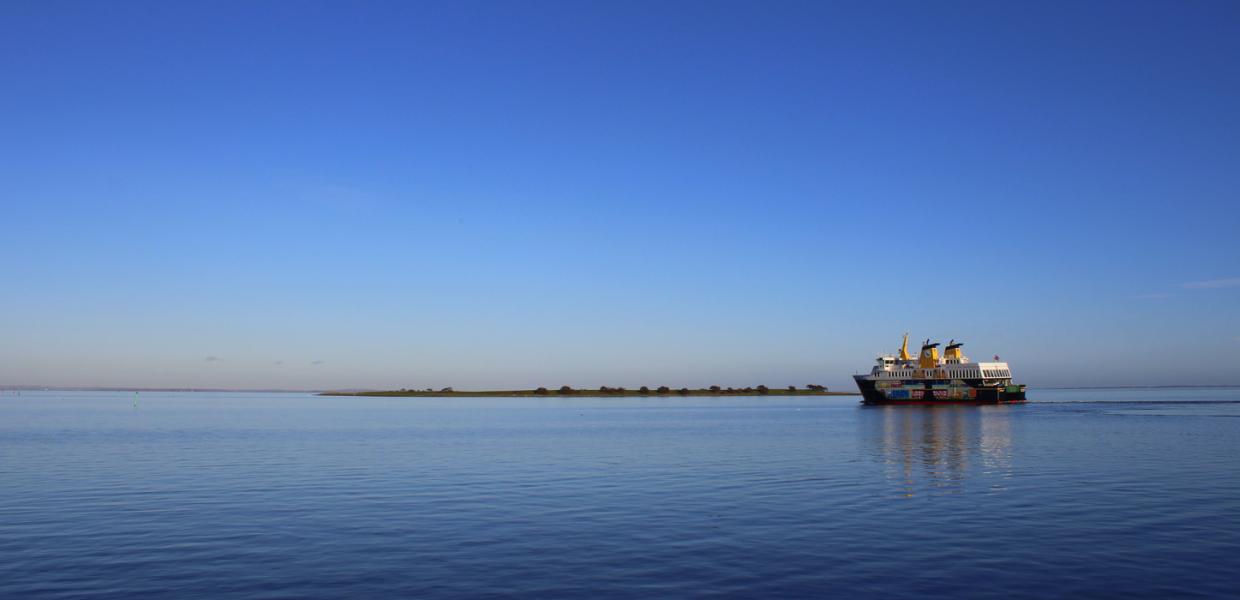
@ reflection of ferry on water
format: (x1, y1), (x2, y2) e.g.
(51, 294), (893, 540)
(863, 403), (1014, 497)
(854, 334), (1027, 405)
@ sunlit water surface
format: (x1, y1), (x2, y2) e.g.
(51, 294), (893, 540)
(2, 388), (1238, 598)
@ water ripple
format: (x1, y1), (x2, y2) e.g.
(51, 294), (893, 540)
(1, 389), (1238, 598)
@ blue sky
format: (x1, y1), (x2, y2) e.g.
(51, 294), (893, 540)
(2, 1), (1238, 390)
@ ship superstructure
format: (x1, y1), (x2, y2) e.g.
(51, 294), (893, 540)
(854, 334), (1026, 404)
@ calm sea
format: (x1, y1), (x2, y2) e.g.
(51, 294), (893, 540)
(2, 388), (1238, 598)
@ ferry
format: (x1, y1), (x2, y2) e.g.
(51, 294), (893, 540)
(854, 334), (1027, 405)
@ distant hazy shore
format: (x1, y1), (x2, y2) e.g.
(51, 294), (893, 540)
(322, 387), (858, 398)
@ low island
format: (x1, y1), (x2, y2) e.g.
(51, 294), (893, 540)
(322, 385), (857, 397)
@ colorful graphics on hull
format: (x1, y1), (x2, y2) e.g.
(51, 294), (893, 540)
(855, 373), (1027, 404)
(884, 384), (979, 401)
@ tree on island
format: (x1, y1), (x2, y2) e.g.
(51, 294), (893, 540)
(656, 386), (670, 394)
(709, 385), (721, 393)
(440, 387), (453, 393)
(806, 384), (827, 392)
(559, 385), (574, 395)
(678, 387), (690, 395)
(756, 385), (769, 395)
(535, 387), (549, 395)
(639, 386), (650, 394)
(787, 385), (796, 392)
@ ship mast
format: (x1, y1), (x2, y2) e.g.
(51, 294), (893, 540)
(898, 333), (912, 361)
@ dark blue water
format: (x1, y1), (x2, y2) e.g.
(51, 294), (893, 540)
(2, 388), (1238, 598)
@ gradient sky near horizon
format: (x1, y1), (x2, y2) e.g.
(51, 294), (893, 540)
(3, 1), (1239, 390)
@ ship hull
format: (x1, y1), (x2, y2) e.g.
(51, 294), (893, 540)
(854, 375), (1026, 405)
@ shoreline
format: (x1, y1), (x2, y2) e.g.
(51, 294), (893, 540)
(322, 388), (859, 398)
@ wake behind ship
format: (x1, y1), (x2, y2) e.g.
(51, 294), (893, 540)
(854, 334), (1026, 405)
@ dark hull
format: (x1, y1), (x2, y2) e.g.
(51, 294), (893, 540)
(854, 375), (1026, 405)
